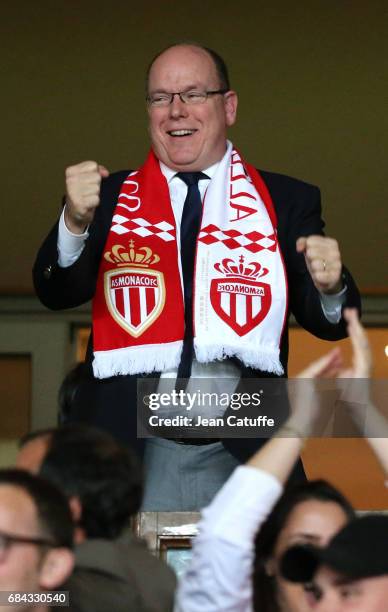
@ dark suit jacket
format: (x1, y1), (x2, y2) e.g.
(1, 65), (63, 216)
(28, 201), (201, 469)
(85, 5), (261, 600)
(64, 535), (176, 612)
(33, 169), (361, 460)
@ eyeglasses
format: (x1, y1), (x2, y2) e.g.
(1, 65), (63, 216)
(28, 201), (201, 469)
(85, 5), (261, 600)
(146, 89), (229, 108)
(0, 530), (56, 561)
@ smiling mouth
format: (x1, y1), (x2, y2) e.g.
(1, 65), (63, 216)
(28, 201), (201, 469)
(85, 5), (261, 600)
(167, 129), (197, 137)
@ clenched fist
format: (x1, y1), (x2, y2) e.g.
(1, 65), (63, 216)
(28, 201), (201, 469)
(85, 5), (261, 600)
(296, 235), (343, 294)
(64, 161), (109, 233)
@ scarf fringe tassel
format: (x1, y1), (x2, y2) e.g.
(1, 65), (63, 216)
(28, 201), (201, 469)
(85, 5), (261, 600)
(92, 341), (183, 379)
(195, 342), (284, 376)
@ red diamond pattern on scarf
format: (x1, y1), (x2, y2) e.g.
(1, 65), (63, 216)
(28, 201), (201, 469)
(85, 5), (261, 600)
(198, 224), (277, 252)
(111, 214), (176, 242)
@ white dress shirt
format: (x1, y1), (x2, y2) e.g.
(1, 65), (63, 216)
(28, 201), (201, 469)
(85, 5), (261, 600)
(174, 465), (283, 612)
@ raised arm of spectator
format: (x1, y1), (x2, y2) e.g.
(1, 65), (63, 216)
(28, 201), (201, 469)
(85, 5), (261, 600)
(339, 309), (388, 476)
(174, 349), (342, 612)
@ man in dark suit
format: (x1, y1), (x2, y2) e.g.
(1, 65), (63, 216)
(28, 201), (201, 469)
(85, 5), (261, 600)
(33, 43), (360, 509)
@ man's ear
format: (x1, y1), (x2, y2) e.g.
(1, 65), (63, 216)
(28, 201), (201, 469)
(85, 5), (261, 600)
(68, 495), (82, 523)
(68, 496), (86, 544)
(224, 90), (238, 127)
(39, 548), (74, 590)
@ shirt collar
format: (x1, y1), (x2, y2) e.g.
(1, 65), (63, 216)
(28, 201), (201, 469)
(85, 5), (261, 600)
(159, 157), (220, 184)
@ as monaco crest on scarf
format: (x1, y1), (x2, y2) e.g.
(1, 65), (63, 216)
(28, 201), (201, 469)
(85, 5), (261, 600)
(210, 256), (271, 336)
(104, 241), (166, 338)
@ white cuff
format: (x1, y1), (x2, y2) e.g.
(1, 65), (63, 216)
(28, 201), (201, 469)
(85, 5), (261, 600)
(319, 284), (347, 324)
(57, 207), (89, 268)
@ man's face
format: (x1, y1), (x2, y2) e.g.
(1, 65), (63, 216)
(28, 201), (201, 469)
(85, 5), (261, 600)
(0, 485), (48, 610)
(147, 45), (238, 172)
(305, 565), (388, 611)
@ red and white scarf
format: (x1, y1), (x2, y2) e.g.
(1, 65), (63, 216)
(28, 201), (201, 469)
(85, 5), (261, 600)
(92, 144), (288, 378)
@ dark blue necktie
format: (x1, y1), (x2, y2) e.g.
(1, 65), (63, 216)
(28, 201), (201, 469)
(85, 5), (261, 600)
(175, 172), (208, 380)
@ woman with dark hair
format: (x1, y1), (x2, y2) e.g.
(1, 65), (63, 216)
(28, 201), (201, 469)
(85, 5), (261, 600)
(252, 479), (355, 611)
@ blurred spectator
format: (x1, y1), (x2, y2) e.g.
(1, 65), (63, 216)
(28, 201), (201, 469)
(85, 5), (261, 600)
(281, 514), (388, 612)
(57, 363), (91, 425)
(0, 469), (74, 612)
(253, 480), (355, 611)
(17, 425), (176, 612)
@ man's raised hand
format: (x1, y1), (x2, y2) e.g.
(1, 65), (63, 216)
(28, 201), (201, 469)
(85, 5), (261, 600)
(296, 235), (342, 294)
(64, 161), (109, 233)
